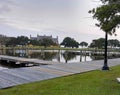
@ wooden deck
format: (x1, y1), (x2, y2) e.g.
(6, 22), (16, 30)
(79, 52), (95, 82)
(0, 57), (120, 89)
(0, 55), (61, 65)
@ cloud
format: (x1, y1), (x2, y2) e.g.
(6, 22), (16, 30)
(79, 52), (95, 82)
(0, 0), (15, 14)
(0, 5), (11, 13)
(0, 0), (81, 33)
(0, 0), (107, 38)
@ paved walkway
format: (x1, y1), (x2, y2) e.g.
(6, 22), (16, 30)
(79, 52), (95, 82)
(0, 58), (120, 89)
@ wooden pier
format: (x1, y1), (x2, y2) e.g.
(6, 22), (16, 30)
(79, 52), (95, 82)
(0, 58), (120, 89)
(0, 55), (61, 65)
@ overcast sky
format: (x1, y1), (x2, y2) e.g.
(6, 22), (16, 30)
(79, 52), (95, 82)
(0, 0), (120, 43)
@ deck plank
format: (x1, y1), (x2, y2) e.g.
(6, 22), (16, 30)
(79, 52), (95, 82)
(0, 57), (120, 89)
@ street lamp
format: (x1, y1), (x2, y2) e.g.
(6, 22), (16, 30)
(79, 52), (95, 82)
(102, 32), (109, 70)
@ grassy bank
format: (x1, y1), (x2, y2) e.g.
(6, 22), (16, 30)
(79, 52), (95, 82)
(0, 65), (120, 95)
(1, 46), (120, 52)
(0, 46), (104, 51)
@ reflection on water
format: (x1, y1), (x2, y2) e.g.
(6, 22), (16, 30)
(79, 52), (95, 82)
(0, 60), (26, 69)
(25, 50), (92, 63)
(1, 49), (120, 69)
(1, 49), (120, 62)
(2, 49), (93, 63)
(1, 49), (120, 63)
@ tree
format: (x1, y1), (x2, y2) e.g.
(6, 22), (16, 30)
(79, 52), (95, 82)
(89, 38), (105, 49)
(16, 36), (29, 45)
(61, 37), (72, 47)
(89, 0), (120, 35)
(6, 37), (17, 46)
(79, 41), (88, 48)
(40, 38), (56, 48)
(0, 35), (11, 46)
(6, 36), (29, 46)
(60, 37), (79, 48)
(108, 39), (120, 48)
(29, 40), (41, 46)
(89, 0), (120, 70)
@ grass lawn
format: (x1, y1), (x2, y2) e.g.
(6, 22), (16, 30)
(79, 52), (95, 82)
(0, 66), (120, 95)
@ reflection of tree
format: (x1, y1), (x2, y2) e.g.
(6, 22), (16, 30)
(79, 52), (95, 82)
(90, 55), (104, 60)
(84, 55), (87, 61)
(80, 54), (87, 62)
(90, 55), (120, 60)
(80, 54), (82, 62)
(62, 51), (77, 63)
(44, 52), (57, 60)
(29, 52), (57, 60)
(5, 50), (14, 56)
(57, 50), (60, 62)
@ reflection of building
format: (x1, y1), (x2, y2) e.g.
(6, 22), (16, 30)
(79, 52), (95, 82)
(30, 34), (59, 44)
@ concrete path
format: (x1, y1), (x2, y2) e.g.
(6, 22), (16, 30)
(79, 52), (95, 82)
(0, 58), (120, 89)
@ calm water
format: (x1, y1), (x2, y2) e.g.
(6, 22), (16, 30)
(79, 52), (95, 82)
(1, 49), (93, 63)
(0, 49), (120, 69)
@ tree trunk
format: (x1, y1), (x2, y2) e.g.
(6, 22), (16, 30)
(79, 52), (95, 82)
(102, 32), (109, 70)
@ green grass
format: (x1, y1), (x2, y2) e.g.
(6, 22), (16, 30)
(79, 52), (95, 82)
(0, 66), (120, 95)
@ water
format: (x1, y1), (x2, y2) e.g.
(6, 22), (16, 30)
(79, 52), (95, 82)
(11, 50), (93, 63)
(0, 49), (120, 69)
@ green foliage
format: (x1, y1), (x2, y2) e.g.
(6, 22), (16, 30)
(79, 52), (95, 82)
(6, 37), (17, 46)
(6, 36), (30, 46)
(29, 40), (41, 46)
(6, 36), (57, 47)
(101, 0), (120, 4)
(40, 38), (57, 48)
(79, 41), (88, 47)
(17, 36), (29, 45)
(61, 37), (79, 48)
(90, 38), (105, 48)
(89, 0), (120, 34)
(0, 36), (11, 46)
(108, 39), (120, 47)
(90, 38), (120, 48)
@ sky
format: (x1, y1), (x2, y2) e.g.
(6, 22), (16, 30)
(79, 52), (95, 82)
(0, 0), (120, 44)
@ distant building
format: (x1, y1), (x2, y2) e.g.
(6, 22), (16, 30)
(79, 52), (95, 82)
(30, 34), (59, 44)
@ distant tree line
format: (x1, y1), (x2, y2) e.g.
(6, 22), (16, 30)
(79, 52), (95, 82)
(61, 37), (120, 49)
(0, 36), (58, 47)
(0, 35), (11, 46)
(1, 35), (120, 49)
(60, 37), (88, 48)
(90, 38), (120, 49)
